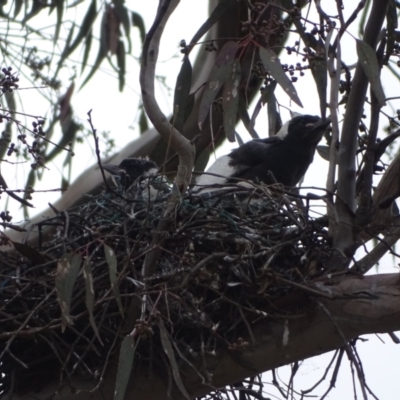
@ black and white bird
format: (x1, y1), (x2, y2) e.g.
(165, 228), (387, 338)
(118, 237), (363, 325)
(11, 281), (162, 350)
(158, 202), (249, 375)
(102, 158), (170, 198)
(194, 115), (330, 190)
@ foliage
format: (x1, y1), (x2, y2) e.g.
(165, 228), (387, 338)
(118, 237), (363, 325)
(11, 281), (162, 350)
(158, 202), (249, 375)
(0, 0), (146, 216)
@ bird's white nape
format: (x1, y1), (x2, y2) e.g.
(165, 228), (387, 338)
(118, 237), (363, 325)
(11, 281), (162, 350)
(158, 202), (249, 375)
(289, 111), (303, 119)
(275, 120), (290, 138)
(276, 112), (303, 138)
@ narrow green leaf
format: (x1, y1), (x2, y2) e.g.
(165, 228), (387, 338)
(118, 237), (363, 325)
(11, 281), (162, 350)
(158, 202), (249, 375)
(384, 0), (397, 64)
(22, 1), (44, 23)
(6, 190), (33, 208)
(79, 47), (107, 90)
(198, 41), (239, 130)
(238, 93), (258, 139)
(13, 0), (23, 18)
(104, 245), (124, 317)
(194, 148), (210, 174)
(0, 91), (15, 159)
(303, 32), (319, 51)
(187, 0), (236, 53)
(24, 171), (37, 212)
(59, 23), (75, 68)
(79, 6), (108, 89)
(267, 93), (281, 137)
(113, 0), (131, 52)
(159, 320), (190, 399)
(317, 145), (331, 162)
(259, 47), (303, 108)
(81, 30), (93, 73)
(222, 59), (241, 142)
(61, 0), (97, 62)
(356, 39), (386, 107)
(46, 108), (80, 162)
(235, 131), (244, 146)
(61, 175), (69, 191)
(139, 107), (149, 134)
(250, 80), (277, 137)
(182, 93), (195, 126)
(114, 335), (136, 400)
(56, 253), (82, 331)
(132, 11), (145, 44)
(116, 40), (126, 92)
(173, 55), (192, 133)
(54, 0), (64, 44)
(310, 40), (327, 118)
(83, 257), (103, 345)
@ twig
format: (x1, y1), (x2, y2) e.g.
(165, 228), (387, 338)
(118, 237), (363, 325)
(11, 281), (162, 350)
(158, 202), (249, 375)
(87, 109), (111, 192)
(316, 299), (369, 400)
(180, 252), (226, 288)
(320, 348), (345, 400)
(351, 224), (400, 274)
(388, 332), (400, 344)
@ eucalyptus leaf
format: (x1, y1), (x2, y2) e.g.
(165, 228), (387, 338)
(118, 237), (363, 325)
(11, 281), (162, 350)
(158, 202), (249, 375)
(356, 39), (386, 107)
(198, 41), (239, 130)
(259, 47), (303, 107)
(56, 253), (82, 331)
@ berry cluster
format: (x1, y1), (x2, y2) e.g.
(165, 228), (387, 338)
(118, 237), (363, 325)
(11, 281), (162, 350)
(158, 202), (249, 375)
(241, 5), (290, 45)
(14, 118), (47, 170)
(6, 142), (17, 157)
(0, 67), (19, 94)
(32, 119), (45, 136)
(0, 211), (12, 222)
(204, 41), (218, 52)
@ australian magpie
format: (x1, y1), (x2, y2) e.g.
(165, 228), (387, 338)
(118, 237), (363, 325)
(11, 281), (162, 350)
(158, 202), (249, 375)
(102, 158), (170, 198)
(194, 115), (330, 190)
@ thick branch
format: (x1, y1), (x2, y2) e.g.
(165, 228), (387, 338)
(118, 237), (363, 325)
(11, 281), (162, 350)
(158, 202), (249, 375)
(6, 274), (400, 400)
(369, 151), (400, 233)
(186, 273), (400, 398)
(333, 0), (389, 261)
(140, 0), (195, 193)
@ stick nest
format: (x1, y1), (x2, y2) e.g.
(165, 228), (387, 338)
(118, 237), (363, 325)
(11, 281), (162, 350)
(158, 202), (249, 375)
(0, 182), (332, 394)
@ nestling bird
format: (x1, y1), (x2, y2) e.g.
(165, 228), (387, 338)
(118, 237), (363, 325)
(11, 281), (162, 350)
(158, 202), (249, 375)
(194, 115), (330, 189)
(102, 158), (158, 186)
(102, 158), (170, 197)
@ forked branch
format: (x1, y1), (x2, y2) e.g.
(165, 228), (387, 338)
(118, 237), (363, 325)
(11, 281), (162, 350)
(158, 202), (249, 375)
(140, 0), (195, 193)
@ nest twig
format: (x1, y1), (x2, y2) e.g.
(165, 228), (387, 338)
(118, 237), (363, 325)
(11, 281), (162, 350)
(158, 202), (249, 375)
(0, 181), (332, 395)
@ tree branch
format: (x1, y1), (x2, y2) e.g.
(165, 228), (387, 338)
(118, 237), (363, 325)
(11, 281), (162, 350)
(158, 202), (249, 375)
(369, 151), (400, 233)
(352, 222), (400, 274)
(333, 0), (390, 265)
(5, 274), (400, 400)
(140, 0), (195, 193)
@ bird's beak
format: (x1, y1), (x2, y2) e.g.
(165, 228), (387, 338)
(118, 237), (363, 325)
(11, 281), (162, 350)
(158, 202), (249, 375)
(306, 116), (331, 132)
(305, 117), (331, 142)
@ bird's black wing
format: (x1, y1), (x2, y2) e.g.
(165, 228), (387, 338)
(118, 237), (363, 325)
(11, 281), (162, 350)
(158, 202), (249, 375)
(194, 137), (283, 189)
(229, 136), (283, 170)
